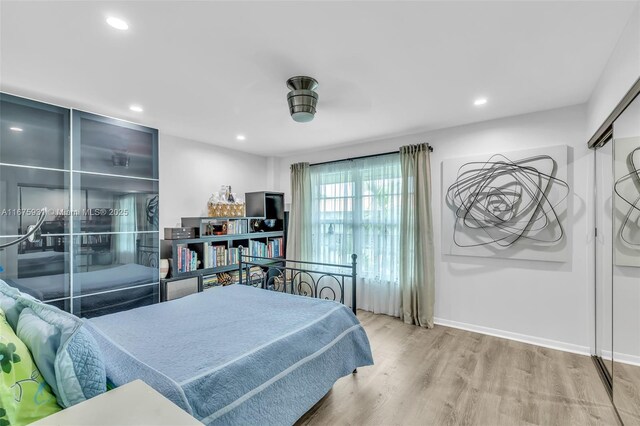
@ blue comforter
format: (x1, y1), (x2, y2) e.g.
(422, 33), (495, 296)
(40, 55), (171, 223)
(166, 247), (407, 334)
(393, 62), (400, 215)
(85, 285), (373, 425)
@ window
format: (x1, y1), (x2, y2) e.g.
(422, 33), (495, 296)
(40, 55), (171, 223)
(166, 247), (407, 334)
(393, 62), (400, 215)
(310, 154), (401, 283)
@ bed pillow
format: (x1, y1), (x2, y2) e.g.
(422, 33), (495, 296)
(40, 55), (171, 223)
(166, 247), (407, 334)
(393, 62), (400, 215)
(0, 279), (24, 330)
(16, 299), (107, 408)
(0, 308), (61, 425)
(0, 280), (40, 331)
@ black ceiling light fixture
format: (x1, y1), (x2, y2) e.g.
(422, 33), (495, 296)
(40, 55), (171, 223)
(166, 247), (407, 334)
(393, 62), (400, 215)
(286, 76), (319, 123)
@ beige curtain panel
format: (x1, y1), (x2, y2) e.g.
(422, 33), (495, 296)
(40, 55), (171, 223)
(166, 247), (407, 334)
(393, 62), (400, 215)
(287, 162), (312, 263)
(399, 143), (435, 328)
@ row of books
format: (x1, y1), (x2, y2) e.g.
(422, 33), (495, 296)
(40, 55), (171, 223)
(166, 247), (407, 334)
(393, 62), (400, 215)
(201, 244), (248, 269)
(202, 266), (262, 289)
(249, 238), (283, 258)
(176, 240), (283, 274)
(229, 246), (248, 265)
(226, 220), (248, 235)
(176, 244), (198, 273)
(78, 234), (110, 246)
(202, 244), (227, 269)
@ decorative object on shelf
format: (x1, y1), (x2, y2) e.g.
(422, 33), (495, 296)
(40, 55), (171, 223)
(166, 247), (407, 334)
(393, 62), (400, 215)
(442, 145), (570, 262)
(250, 218), (278, 233)
(207, 202), (245, 217)
(286, 76), (319, 123)
(204, 220), (227, 236)
(160, 259), (170, 278)
(217, 272), (233, 286)
(207, 188), (245, 217)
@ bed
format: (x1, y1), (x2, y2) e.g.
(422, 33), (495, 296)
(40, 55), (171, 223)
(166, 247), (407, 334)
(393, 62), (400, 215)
(84, 256), (373, 425)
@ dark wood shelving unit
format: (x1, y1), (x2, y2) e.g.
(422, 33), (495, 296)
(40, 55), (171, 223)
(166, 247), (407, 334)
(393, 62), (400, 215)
(160, 192), (286, 301)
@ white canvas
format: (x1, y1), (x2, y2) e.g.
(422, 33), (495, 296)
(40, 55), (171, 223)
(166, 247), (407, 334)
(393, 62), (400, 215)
(614, 137), (640, 267)
(441, 145), (570, 262)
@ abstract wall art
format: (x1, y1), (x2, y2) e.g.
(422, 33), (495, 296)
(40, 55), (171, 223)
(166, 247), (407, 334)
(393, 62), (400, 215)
(441, 145), (570, 262)
(614, 137), (640, 267)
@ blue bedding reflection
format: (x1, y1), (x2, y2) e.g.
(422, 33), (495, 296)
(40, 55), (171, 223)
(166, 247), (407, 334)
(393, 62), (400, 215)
(8, 263), (157, 301)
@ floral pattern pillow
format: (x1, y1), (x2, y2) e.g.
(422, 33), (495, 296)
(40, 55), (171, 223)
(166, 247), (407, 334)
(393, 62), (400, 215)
(0, 308), (60, 425)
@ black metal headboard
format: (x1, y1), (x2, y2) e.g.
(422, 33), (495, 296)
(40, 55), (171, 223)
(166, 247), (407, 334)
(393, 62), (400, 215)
(238, 249), (358, 315)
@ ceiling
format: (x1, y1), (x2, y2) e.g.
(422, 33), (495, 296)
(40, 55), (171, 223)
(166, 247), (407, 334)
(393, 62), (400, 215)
(0, 1), (636, 156)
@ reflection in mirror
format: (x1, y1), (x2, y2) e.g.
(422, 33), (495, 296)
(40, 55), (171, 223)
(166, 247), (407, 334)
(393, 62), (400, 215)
(0, 166), (70, 236)
(74, 111), (158, 179)
(19, 186), (86, 237)
(72, 232), (159, 297)
(0, 236), (70, 302)
(72, 173), (159, 233)
(0, 93), (70, 170)
(73, 284), (158, 318)
(612, 94), (640, 425)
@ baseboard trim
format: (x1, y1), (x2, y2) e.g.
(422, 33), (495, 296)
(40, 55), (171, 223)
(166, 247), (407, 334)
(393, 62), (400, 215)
(601, 350), (640, 367)
(434, 317), (591, 356)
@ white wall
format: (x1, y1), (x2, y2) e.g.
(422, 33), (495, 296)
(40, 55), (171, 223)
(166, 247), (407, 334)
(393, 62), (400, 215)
(587, 2), (640, 136)
(159, 133), (268, 230)
(273, 105), (592, 354)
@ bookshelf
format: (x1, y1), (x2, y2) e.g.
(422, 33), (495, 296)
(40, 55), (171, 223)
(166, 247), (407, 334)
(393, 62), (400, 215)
(160, 192), (286, 296)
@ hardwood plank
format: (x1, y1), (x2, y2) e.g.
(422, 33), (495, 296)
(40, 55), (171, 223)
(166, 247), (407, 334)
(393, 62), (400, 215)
(613, 361), (640, 425)
(296, 311), (618, 426)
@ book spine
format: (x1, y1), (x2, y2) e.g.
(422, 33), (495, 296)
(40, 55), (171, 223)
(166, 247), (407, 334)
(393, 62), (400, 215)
(182, 246), (187, 272)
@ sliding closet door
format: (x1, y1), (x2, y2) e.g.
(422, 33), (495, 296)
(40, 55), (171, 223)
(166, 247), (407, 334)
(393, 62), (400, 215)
(595, 141), (613, 381)
(612, 95), (640, 424)
(0, 93), (72, 310)
(71, 111), (159, 317)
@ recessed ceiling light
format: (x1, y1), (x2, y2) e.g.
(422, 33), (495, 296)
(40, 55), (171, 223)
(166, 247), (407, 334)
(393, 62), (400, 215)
(106, 16), (128, 31)
(474, 98), (488, 106)
(9, 127), (23, 132)
(129, 105), (143, 112)
(236, 135), (246, 141)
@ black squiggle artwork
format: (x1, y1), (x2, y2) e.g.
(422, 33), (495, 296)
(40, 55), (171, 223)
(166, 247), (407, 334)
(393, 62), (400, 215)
(446, 154), (569, 248)
(146, 195), (159, 228)
(614, 147), (640, 248)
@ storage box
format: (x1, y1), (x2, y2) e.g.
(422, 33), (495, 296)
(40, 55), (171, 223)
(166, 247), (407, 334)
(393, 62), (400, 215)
(164, 227), (196, 239)
(207, 202), (245, 217)
(161, 277), (199, 301)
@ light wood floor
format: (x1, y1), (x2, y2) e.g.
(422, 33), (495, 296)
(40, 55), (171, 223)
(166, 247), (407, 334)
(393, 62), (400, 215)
(613, 362), (640, 425)
(297, 311), (618, 426)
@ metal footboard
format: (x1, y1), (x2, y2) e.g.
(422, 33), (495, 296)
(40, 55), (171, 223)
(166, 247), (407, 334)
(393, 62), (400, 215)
(237, 248), (358, 315)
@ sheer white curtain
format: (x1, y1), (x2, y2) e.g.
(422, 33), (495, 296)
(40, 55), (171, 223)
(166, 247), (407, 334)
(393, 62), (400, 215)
(310, 154), (402, 317)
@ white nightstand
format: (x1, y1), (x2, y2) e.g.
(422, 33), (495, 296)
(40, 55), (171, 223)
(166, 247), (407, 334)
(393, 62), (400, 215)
(31, 380), (203, 426)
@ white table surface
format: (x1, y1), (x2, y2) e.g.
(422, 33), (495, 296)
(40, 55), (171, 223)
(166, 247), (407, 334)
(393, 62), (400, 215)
(31, 380), (203, 426)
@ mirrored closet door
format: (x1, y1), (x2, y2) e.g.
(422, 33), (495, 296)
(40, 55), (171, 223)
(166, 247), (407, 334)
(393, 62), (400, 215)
(611, 95), (640, 425)
(594, 90), (640, 425)
(0, 93), (159, 317)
